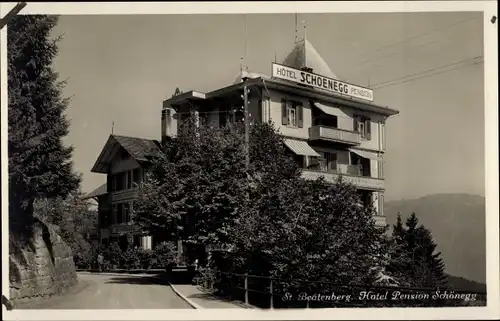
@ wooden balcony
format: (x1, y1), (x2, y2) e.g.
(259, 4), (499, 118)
(111, 188), (138, 202)
(309, 125), (360, 145)
(110, 223), (141, 235)
(302, 169), (385, 191)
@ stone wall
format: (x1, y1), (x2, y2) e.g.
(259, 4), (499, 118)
(9, 219), (78, 303)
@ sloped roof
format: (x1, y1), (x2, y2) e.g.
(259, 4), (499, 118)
(82, 183), (107, 200)
(91, 135), (162, 173)
(111, 135), (162, 162)
(282, 39), (338, 80)
(233, 70), (270, 85)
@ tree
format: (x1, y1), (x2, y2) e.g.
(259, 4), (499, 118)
(34, 191), (98, 268)
(387, 213), (448, 288)
(132, 119), (249, 264)
(224, 176), (387, 288)
(134, 116), (388, 295)
(8, 15), (80, 235)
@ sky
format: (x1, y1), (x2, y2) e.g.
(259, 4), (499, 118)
(50, 12), (485, 202)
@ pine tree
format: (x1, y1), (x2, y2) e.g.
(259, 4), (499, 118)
(8, 15), (81, 235)
(393, 213), (405, 241)
(387, 212), (448, 288)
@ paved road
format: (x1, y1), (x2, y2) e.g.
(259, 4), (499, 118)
(17, 273), (193, 309)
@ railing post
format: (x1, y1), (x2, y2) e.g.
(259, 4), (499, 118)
(244, 274), (249, 305)
(270, 278), (274, 309)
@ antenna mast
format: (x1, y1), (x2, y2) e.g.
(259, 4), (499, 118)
(294, 13), (298, 43)
(111, 121), (114, 134)
(302, 20), (307, 42)
(244, 14), (248, 71)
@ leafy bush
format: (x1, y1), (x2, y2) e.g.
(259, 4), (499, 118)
(107, 242), (123, 268)
(138, 248), (155, 270)
(153, 242), (178, 269)
(122, 247), (141, 270)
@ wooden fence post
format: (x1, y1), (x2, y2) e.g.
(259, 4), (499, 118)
(270, 279), (274, 309)
(244, 274), (249, 305)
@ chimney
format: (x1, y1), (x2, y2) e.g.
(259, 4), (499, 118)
(161, 108), (171, 145)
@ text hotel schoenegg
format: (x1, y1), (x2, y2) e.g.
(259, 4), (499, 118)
(272, 63), (374, 102)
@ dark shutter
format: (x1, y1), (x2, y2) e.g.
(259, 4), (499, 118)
(353, 115), (358, 132)
(281, 99), (288, 125)
(365, 118), (371, 140)
(297, 104), (304, 128)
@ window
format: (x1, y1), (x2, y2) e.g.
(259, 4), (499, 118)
(133, 168), (141, 186)
(357, 191), (372, 208)
(354, 115), (371, 140)
(114, 172), (126, 191)
(124, 203), (130, 223)
(133, 235), (142, 249)
(112, 204), (118, 224)
(119, 235), (128, 252)
(287, 104), (297, 126)
(281, 99), (303, 128)
(350, 152), (371, 177)
(357, 121), (365, 137)
(127, 171), (132, 189)
(307, 156), (321, 170)
(116, 204), (123, 224)
(293, 154), (305, 168)
(320, 152), (337, 172)
(312, 107), (338, 128)
(111, 175), (117, 191)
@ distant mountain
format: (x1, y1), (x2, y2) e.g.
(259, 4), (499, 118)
(446, 274), (486, 293)
(385, 194), (486, 284)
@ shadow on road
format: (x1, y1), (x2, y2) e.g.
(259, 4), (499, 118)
(104, 275), (170, 286)
(103, 269), (195, 286)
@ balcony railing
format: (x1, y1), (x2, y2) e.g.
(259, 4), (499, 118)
(373, 216), (387, 227)
(111, 188), (138, 202)
(110, 223), (141, 235)
(309, 125), (360, 145)
(302, 169), (385, 191)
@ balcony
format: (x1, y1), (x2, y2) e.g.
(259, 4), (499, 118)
(110, 223), (141, 235)
(111, 188), (138, 202)
(302, 169), (385, 191)
(309, 125), (360, 145)
(373, 216), (387, 227)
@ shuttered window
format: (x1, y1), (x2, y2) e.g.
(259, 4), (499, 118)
(281, 99), (303, 128)
(353, 115), (372, 140)
(281, 99), (288, 125)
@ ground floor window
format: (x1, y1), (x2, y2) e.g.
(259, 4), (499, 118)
(357, 190), (373, 208)
(133, 235), (142, 248)
(118, 235), (128, 252)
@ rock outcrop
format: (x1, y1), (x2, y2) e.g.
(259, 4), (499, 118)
(9, 219), (78, 303)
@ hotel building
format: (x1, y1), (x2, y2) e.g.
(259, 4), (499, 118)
(85, 38), (399, 253)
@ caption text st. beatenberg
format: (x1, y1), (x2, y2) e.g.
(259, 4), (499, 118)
(282, 290), (479, 302)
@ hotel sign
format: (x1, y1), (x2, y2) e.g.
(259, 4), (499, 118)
(271, 63), (374, 102)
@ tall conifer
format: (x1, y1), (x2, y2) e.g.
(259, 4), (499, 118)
(8, 15), (80, 235)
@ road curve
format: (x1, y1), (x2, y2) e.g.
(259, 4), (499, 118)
(16, 273), (193, 309)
